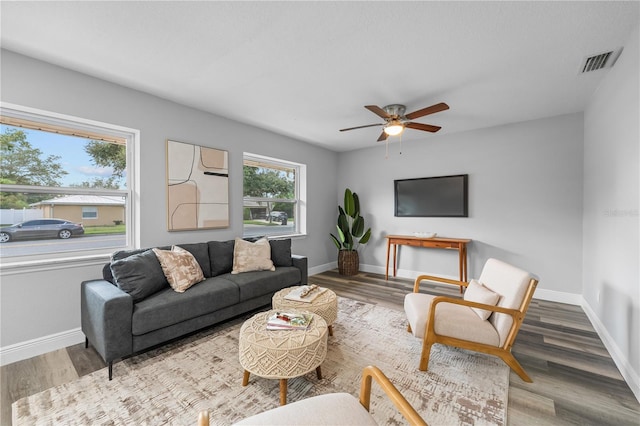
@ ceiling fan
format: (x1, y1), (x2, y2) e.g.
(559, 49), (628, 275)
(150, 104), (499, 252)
(339, 102), (449, 142)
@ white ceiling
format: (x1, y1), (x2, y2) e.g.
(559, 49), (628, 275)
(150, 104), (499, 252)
(1, 1), (638, 152)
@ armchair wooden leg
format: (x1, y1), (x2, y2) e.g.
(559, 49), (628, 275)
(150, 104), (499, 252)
(419, 339), (433, 371)
(407, 324), (412, 333)
(500, 352), (532, 383)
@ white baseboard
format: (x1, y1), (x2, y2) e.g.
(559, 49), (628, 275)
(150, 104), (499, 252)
(582, 300), (640, 403)
(359, 263), (584, 305)
(0, 328), (85, 366)
(309, 262), (336, 277)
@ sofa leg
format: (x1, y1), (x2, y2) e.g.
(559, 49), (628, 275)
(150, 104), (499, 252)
(85, 337), (89, 349)
(108, 362), (113, 381)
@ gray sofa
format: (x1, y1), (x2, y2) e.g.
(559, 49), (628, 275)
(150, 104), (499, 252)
(81, 238), (307, 380)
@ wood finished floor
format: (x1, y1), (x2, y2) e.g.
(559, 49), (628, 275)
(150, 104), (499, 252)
(2, 270), (639, 425)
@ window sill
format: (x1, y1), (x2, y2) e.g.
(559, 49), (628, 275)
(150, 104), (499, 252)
(0, 253), (110, 276)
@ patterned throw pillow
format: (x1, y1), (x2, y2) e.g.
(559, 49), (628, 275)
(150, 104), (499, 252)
(231, 237), (275, 274)
(153, 246), (205, 293)
(463, 279), (501, 320)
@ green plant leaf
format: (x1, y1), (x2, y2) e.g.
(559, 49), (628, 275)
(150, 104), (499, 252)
(352, 192), (360, 217)
(336, 225), (345, 244)
(329, 233), (342, 250)
(352, 215), (364, 237)
(359, 228), (372, 245)
(337, 213), (349, 235)
(344, 188), (355, 217)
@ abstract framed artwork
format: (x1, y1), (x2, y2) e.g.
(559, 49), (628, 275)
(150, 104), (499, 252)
(166, 140), (229, 231)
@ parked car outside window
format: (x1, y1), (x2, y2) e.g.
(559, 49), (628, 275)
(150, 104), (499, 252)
(268, 211), (288, 225)
(0, 219), (85, 243)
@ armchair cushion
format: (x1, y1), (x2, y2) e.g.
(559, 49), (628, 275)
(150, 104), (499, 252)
(478, 258), (533, 346)
(232, 393), (376, 425)
(464, 279), (500, 320)
(404, 293), (500, 346)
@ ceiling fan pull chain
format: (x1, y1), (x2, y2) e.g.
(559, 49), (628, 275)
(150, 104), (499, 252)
(385, 140), (389, 159)
(399, 133), (402, 155)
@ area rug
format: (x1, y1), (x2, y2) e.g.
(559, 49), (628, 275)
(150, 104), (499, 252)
(13, 297), (508, 425)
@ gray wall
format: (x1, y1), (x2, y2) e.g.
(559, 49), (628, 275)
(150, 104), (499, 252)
(337, 112), (584, 299)
(583, 24), (639, 392)
(0, 50), (338, 348)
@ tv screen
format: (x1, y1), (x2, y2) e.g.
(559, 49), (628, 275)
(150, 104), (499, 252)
(394, 174), (468, 217)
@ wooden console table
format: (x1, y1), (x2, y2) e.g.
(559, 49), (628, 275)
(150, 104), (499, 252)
(385, 235), (471, 282)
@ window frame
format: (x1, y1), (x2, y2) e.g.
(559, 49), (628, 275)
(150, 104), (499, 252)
(0, 102), (140, 270)
(242, 152), (306, 239)
(82, 206), (99, 220)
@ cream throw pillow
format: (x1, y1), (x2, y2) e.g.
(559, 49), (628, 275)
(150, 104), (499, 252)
(153, 246), (205, 293)
(232, 237), (275, 274)
(464, 279), (500, 320)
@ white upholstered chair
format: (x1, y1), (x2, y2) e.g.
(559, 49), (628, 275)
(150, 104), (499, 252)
(198, 365), (428, 425)
(404, 258), (538, 382)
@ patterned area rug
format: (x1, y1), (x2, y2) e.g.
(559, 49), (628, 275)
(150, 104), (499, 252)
(13, 297), (508, 425)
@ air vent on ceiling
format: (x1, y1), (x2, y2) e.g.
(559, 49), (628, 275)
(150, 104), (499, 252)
(579, 48), (622, 73)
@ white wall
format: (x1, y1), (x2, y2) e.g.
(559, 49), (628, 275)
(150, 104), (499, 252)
(583, 24), (639, 399)
(337, 112), (584, 302)
(0, 50), (338, 359)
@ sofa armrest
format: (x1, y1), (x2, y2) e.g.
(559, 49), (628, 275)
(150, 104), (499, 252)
(81, 279), (133, 364)
(291, 254), (308, 285)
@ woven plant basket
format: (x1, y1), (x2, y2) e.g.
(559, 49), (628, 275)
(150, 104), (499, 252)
(338, 250), (359, 276)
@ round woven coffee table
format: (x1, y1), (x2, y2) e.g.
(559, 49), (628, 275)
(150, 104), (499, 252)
(239, 309), (328, 405)
(272, 286), (338, 336)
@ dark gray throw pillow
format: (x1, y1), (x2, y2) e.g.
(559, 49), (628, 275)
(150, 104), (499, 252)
(177, 242), (212, 278)
(269, 238), (292, 267)
(208, 240), (235, 277)
(110, 249), (168, 302)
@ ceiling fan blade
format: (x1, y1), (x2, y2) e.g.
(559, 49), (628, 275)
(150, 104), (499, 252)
(365, 105), (391, 119)
(405, 102), (449, 120)
(339, 123), (384, 132)
(405, 122), (442, 133)
(377, 131), (388, 142)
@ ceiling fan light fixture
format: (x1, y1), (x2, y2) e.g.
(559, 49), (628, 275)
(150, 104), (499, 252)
(384, 122), (404, 136)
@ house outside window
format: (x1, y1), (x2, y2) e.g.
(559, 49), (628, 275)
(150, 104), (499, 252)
(243, 153), (306, 238)
(0, 103), (138, 263)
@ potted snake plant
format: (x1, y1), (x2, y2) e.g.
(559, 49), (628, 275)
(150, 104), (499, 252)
(330, 188), (372, 275)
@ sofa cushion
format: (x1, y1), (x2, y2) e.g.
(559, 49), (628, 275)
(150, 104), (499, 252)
(131, 276), (240, 335)
(111, 246), (171, 262)
(110, 249), (169, 302)
(232, 237), (275, 274)
(269, 239), (293, 267)
(208, 240), (235, 276)
(176, 242), (212, 278)
(225, 267), (301, 301)
(153, 246), (205, 293)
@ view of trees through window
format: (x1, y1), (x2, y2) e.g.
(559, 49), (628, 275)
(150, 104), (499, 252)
(0, 122), (129, 258)
(243, 155), (300, 238)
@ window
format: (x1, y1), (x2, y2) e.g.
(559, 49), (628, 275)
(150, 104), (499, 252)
(82, 206), (98, 219)
(243, 153), (306, 238)
(0, 103), (138, 264)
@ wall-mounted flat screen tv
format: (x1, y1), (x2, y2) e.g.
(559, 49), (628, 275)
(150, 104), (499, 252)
(394, 174), (468, 217)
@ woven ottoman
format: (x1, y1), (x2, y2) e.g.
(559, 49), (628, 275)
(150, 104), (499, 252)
(272, 286), (338, 336)
(239, 310), (328, 405)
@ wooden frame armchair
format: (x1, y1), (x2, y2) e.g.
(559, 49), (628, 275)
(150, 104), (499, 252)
(404, 258), (538, 382)
(198, 365), (428, 425)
